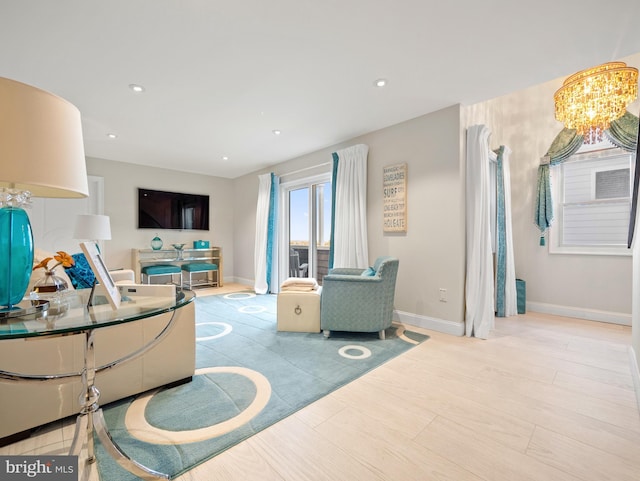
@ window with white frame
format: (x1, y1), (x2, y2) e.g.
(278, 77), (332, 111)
(550, 141), (633, 255)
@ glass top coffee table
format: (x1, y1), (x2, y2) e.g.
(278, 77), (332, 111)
(0, 288), (195, 480)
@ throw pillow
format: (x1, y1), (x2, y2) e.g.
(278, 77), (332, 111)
(65, 253), (97, 289)
(360, 267), (376, 276)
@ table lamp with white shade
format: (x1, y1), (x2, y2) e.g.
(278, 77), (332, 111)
(73, 214), (114, 309)
(0, 77), (89, 314)
(73, 214), (112, 251)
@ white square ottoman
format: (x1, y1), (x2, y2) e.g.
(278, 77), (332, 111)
(277, 287), (322, 332)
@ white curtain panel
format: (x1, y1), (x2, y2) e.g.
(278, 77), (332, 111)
(254, 173), (272, 294)
(502, 146), (518, 316)
(333, 144), (369, 268)
(465, 125), (495, 338)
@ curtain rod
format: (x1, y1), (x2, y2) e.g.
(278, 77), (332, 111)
(280, 161), (331, 177)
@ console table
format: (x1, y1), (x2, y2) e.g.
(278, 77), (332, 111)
(132, 247), (223, 286)
(0, 289), (195, 480)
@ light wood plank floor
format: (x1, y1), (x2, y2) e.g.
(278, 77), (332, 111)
(2, 291), (639, 481)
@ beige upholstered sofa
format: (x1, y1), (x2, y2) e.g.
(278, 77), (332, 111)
(0, 252), (196, 442)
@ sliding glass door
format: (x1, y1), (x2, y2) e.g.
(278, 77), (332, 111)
(281, 174), (331, 285)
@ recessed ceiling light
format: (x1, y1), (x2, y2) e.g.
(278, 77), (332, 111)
(129, 84), (145, 93)
(222, 156), (229, 161)
(374, 78), (387, 88)
(272, 129), (281, 136)
(107, 133), (117, 139)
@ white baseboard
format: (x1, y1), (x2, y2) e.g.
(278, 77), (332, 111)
(394, 309), (465, 336)
(631, 347), (640, 414)
(526, 301), (631, 326)
(232, 276), (254, 287)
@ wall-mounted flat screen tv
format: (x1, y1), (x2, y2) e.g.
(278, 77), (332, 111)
(138, 188), (210, 230)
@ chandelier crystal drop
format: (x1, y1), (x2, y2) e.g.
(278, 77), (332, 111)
(554, 62), (638, 144)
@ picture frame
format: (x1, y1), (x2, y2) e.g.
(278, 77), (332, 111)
(383, 162), (408, 233)
(80, 241), (121, 310)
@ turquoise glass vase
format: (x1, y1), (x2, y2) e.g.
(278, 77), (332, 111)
(0, 206), (34, 309)
(151, 234), (163, 250)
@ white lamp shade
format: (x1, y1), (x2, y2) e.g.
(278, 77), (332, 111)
(74, 214), (112, 241)
(0, 77), (89, 198)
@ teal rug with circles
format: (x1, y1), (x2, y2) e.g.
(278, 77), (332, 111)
(96, 291), (429, 480)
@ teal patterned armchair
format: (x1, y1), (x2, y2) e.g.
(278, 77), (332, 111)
(320, 256), (399, 340)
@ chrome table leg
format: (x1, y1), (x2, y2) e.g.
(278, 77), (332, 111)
(69, 329), (169, 480)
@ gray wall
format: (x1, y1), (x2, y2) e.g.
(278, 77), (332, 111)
(86, 157), (235, 281)
(465, 52), (640, 322)
(467, 52), (638, 385)
(234, 54), (639, 335)
(81, 54), (637, 351)
(80, 56), (640, 390)
(233, 105), (467, 332)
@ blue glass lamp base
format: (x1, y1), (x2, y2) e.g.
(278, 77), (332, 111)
(0, 206), (35, 309)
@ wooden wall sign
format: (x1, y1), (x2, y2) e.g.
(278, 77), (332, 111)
(383, 163), (407, 232)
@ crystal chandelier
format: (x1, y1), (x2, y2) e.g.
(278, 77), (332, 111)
(554, 61), (638, 144)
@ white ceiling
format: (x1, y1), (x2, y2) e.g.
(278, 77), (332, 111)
(2, 1), (640, 179)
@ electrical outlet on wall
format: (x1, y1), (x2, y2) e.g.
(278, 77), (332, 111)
(439, 288), (447, 302)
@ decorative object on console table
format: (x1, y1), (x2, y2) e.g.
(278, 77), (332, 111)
(0, 77), (88, 314)
(193, 240), (209, 249)
(151, 234), (163, 250)
(171, 243), (186, 260)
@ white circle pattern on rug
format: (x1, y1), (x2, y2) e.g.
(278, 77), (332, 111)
(124, 366), (272, 444)
(393, 323), (421, 345)
(338, 345), (372, 360)
(223, 292), (256, 300)
(238, 305), (267, 314)
(196, 322), (233, 341)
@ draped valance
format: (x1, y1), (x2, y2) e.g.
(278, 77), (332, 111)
(606, 111), (639, 152)
(534, 110), (639, 245)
